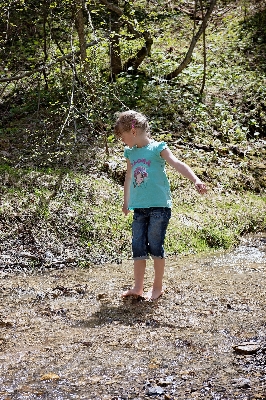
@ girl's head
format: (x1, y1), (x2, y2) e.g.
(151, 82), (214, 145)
(114, 110), (150, 139)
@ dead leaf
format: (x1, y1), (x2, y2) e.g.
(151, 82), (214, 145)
(41, 373), (60, 381)
(0, 320), (13, 328)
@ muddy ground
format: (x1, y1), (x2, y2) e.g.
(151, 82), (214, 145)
(0, 234), (265, 400)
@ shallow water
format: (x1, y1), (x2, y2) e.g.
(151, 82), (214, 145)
(0, 234), (265, 399)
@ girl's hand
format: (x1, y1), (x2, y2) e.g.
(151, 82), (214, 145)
(195, 180), (207, 195)
(122, 204), (131, 216)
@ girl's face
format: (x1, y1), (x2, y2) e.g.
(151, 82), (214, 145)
(121, 130), (136, 148)
(135, 173), (144, 184)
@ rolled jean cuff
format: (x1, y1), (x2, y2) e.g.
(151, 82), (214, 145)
(132, 255), (150, 261)
(151, 254), (166, 260)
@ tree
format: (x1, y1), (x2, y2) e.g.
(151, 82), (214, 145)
(99, 0), (153, 77)
(72, 0), (87, 63)
(164, 0), (217, 80)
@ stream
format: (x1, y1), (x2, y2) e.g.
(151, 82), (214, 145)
(0, 234), (265, 399)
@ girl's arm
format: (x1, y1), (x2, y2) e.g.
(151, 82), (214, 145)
(123, 159), (132, 215)
(161, 147), (207, 194)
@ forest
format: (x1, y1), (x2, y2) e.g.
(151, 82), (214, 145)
(0, 0), (265, 266)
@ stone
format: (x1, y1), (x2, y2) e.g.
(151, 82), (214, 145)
(233, 342), (261, 355)
(146, 386), (165, 396)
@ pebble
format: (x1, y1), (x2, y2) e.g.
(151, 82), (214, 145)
(233, 342), (261, 354)
(146, 386), (165, 396)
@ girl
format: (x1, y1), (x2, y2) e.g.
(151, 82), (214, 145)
(114, 110), (207, 300)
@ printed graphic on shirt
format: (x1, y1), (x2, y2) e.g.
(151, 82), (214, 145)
(133, 165), (148, 188)
(131, 158), (151, 168)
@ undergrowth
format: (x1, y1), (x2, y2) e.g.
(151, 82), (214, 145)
(0, 164), (265, 264)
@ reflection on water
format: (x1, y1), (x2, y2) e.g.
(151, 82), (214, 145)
(211, 234), (265, 272)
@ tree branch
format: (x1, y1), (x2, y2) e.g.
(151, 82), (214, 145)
(98, 0), (123, 16)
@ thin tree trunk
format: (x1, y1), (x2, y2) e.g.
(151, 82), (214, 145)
(99, 0), (152, 76)
(199, 0), (207, 96)
(72, 0), (87, 63)
(42, 0), (49, 89)
(164, 0), (217, 80)
(109, 7), (122, 78)
(123, 32), (153, 72)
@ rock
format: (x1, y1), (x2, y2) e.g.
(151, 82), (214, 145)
(157, 378), (173, 387)
(89, 376), (102, 384)
(97, 293), (107, 300)
(0, 150), (11, 156)
(19, 251), (38, 260)
(233, 342), (261, 354)
(45, 251), (54, 259)
(146, 386), (165, 396)
(80, 341), (92, 347)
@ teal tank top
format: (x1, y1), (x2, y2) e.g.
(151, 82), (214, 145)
(124, 141), (172, 209)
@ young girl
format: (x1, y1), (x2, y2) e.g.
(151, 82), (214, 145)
(114, 110), (207, 300)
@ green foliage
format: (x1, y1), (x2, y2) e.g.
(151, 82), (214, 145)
(1, 0), (265, 150)
(199, 226), (236, 249)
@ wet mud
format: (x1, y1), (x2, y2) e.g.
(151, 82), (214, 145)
(0, 234), (265, 399)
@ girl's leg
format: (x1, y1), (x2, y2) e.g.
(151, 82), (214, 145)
(122, 209), (148, 297)
(145, 258), (165, 300)
(122, 259), (146, 297)
(146, 208), (171, 300)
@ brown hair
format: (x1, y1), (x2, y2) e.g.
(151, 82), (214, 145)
(114, 110), (150, 138)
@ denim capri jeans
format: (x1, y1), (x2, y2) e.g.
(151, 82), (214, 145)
(132, 207), (171, 260)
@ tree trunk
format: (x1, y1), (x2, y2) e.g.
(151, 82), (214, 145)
(72, 0), (87, 63)
(123, 32), (153, 72)
(99, 0), (152, 76)
(199, 0), (207, 96)
(109, 0), (122, 78)
(42, 0), (49, 89)
(164, 0), (217, 80)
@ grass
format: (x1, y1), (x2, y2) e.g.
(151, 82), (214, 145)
(167, 189), (265, 255)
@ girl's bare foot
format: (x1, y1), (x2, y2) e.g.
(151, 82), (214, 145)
(145, 287), (164, 301)
(121, 288), (143, 298)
